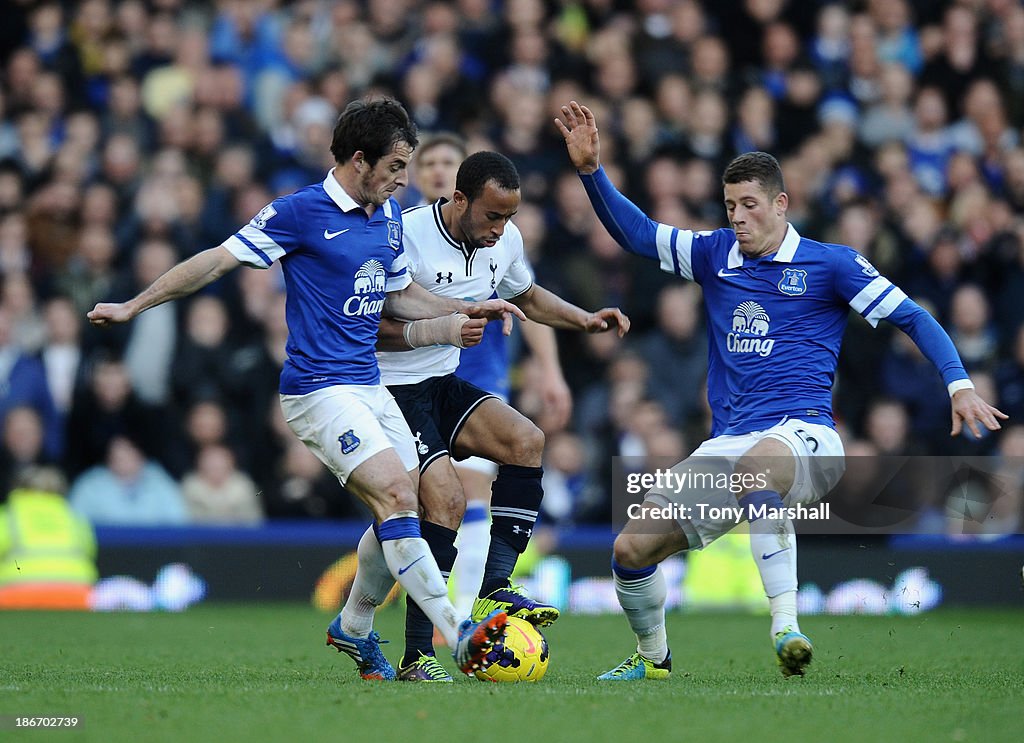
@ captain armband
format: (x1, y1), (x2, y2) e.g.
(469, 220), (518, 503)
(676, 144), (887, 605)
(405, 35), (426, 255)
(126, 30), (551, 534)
(402, 313), (471, 349)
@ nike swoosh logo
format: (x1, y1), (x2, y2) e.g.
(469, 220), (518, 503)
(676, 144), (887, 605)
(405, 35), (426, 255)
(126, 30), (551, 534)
(397, 556), (426, 575)
(324, 228), (350, 239)
(718, 269), (740, 277)
(510, 622), (535, 654)
(761, 548), (790, 560)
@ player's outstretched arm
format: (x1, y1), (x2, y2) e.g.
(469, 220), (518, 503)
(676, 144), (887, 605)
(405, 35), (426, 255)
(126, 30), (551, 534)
(950, 388), (1008, 438)
(512, 284), (629, 337)
(881, 298), (1007, 437)
(87, 245), (240, 326)
(376, 315), (488, 351)
(383, 280), (526, 333)
(555, 101), (663, 262)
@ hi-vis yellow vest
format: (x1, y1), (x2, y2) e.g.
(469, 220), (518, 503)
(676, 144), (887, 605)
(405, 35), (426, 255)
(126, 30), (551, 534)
(0, 490), (97, 586)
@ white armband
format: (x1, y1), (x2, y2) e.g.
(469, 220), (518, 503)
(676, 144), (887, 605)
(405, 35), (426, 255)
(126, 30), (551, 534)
(403, 313), (470, 348)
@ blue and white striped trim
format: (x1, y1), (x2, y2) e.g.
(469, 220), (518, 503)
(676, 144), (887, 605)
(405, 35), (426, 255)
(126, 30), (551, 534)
(490, 506), (538, 523)
(385, 266), (411, 292)
(224, 226), (286, 267)
(864, 286), (908, 326)
(848, 277), (909, 327)
(655, 224), (694, 280)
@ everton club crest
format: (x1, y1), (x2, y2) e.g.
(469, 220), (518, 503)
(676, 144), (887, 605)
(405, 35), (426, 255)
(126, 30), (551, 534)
(387, 220), (401, 250)
(339, 430), (361, 455)
(778, 268), (808, 296)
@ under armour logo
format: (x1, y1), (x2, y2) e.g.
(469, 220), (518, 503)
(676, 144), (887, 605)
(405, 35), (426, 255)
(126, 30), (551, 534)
(436, 272), (453, 284)
(512, 525), (532, 537)
(489, 259), (498, 289)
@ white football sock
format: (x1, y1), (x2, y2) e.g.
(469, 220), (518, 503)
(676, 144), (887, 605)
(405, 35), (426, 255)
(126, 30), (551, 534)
(380, 528), (462, 647)
(614, 566), (668, 663)
(338, 525), (394, 638)
(452, 502), (490, 618)
(749, 514), (799, 637)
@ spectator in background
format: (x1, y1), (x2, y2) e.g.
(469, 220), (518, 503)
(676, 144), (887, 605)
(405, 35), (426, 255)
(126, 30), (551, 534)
(0, 307), (59, 460)
(864, 397), (922, 456)
(996, 324), (1024, 423)
(181, 443), (262, 525)
(949, 284), (998, 370)
(115, 239), (179, 407)
(65, 356), (163, 476)
(264, 438), (362, 519)
(170, 295), (234, 409)
(640, 284), (707, 429)
(0, 406), (53, 496)
(40, 296), (83, 424)
(0, 466), (96, 609)
(69, 435), (186, 526)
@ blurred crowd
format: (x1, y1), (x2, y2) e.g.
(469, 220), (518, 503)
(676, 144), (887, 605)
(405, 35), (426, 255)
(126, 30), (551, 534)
(0, 0), (1022, 533)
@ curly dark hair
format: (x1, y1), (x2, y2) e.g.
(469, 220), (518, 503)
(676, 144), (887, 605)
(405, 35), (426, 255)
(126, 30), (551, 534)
(330, 98), (419, 166)
(455, 151), (520, 202)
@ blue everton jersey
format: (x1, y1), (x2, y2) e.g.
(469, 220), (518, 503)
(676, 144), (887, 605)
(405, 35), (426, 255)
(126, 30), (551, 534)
(579, 166), (970, 438)
(656, 224), (905, 434)
(224, 170), (411, 393)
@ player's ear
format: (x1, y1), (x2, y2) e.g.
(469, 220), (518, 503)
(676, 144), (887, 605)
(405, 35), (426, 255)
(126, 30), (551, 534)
(453, 189), (468, 208)
(352, 151), (366, 171)
(776, 191), (789, 214)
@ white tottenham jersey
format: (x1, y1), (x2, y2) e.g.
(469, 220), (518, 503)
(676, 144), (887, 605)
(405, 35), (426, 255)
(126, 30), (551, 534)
(377, 199), (533, 385)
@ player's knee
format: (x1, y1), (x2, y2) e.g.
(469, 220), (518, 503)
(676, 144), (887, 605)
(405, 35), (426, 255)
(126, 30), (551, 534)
(419, 464), (466, 529)
(506, 421), (544, 465)
(613, 533), (655, 570)
(373, 478), (418, 517)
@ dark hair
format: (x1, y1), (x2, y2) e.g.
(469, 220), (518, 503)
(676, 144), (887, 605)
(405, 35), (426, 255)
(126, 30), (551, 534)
(415, 132), (467, 163)
(455, 151), (520, 202)
(330, 98), (419, 166)
(722, 151), (785, 197)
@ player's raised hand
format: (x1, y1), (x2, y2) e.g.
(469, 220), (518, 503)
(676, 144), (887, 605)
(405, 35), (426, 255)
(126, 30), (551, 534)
(950, 388), (1008, 438)
(464, 298), (527, 336)
(459, 318), (488, 347)
(87, 301), (134, 327)
(583, 307), (630, 337)
(555, 101), (601, 175)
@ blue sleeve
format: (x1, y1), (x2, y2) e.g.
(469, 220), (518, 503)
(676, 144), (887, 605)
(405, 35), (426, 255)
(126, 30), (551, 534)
(578, 167), (660, 260)
(223, 196), (300, 267)
(578, 167), (708, 280)
(885, 299), (969, 388)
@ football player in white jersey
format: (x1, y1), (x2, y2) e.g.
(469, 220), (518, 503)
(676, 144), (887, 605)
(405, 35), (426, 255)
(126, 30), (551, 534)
(88, 99), (527, 680)
(332, 150), (628, 681)
(404, 136), (573, 678)
(556, 100), (1006, 679)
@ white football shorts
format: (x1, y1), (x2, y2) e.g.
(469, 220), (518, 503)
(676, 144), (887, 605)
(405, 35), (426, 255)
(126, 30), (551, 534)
(646, 418), (845, 547)
(280, 384), (418, 485)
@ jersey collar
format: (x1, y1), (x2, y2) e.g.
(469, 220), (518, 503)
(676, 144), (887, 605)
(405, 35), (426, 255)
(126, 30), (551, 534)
(727, 223), (800, 267)
(432, 198), (464, 250)
(323, 169), (362, 212)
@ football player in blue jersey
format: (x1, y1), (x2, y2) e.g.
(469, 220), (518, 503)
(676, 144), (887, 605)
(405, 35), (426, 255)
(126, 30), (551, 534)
(88, 98), (528, 680)
(556, 100), (1007, 679)
(346, 150), (626, 681)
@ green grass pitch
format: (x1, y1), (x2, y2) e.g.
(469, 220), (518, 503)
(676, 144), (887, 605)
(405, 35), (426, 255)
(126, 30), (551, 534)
(2, 605), (1021, 743)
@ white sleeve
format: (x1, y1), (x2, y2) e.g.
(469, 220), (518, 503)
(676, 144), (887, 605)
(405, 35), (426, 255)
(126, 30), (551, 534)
(497, 227), (533, 299)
